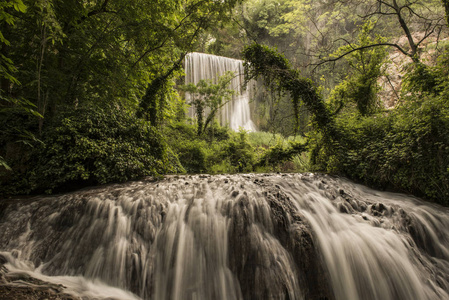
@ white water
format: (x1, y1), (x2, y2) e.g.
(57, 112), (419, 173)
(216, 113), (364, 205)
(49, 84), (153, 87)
(0, 174), (448, 299)
(185, 52), (257, 131)
(1, 251), (139, 300)
(277, 176), (449, 300)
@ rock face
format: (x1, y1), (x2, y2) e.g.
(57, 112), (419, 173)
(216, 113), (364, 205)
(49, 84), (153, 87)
(0, 173), (448, 300)
(378, 34), (448, 109)
(0, 254), (79, 300)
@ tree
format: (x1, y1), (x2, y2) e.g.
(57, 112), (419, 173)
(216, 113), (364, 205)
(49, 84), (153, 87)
(1, 0), (244, 180)
(328, 21), (388, 116)
(0, 0), (42, 171)
(0, 0), (26, 89)
(243, 43), (336, 137)
(313, 0), (446, 64)
(1, 0), (243, 126)
(443, 0), (449, 26)
(180, 71), (235, 136)
(138, 0), (244, 126)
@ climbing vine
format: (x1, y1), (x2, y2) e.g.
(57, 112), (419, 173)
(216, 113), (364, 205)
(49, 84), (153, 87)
(242, 43), (336, 137)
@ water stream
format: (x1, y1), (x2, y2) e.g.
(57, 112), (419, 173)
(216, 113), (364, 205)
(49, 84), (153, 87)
(0, 173), (448, 299)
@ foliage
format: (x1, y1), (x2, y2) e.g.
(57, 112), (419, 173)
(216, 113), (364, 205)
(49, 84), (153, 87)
(243, 43), (336, 136)
(164, 122), (209, 173)
(221, 129), (255, 172)
(180, 71), (235, 135)
(0, 0), (246, 194)
(0, 0), (26, 84)
(328, 21), (388, 116)
(311, 94), (449, 205)
(0, 107), (183, 195)
(165, 122), (310, 174)
(402, 62), (441, 95)
(444, 0), (449, 26)
(0, 0), (30, 170)
(164, 122), (255, 173)
(257, 139), (307, 169)
(0, 0), (244, 130)
(247, 131), (286, 148)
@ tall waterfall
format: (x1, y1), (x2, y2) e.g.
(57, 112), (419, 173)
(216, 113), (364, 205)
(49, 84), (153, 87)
(1, 174), (449, 299)
(184, 52), (257, 131)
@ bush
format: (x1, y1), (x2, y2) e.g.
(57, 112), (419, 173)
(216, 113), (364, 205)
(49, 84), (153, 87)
(311, 95), (449, 205)
(221, 130), (255, 172)
(257, 139), (307, 171)
(165, 123), (258, 173)
(1, 107), (184, 194)
(176, 139), (209, 173)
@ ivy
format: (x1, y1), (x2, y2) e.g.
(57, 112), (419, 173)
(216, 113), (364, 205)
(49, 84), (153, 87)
(242, 43), (336, 137)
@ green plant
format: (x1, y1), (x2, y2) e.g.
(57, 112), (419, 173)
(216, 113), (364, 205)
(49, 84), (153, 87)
(256, 138), (307, 170)
(221, 129), (255, 172)
(310, 94), (449, 205)
(328, 21), (387, 116)
(243, 43), (337, 137)
(180, 71), (235, 136)
(1, 107), (184, 195)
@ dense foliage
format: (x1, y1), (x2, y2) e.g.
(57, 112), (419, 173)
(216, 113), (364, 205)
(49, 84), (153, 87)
(180, 71), (235, 136)
(243, 43), (335, 136)
(309, 51), (449, 205)
(1, 0), (449, 208)
(0, 0), (242, 195)
(0, 107), (183, 194)
(311, 93), (449, 205)
(242, 35), (449, 205)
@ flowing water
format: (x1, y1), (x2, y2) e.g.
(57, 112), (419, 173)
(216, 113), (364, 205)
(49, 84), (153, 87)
(0, 173), (448, 299)
(184, 52), (257, 131)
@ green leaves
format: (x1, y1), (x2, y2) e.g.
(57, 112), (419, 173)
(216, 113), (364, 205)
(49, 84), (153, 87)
(243, 43), (335, 135)
(179, 71), (235, 135)
(0, 156), (12, 171)
(0, 107), (183, 194)
(0, 0), (27, 86)
(311, 93), (449, 205)
(327, 21), (387, 116)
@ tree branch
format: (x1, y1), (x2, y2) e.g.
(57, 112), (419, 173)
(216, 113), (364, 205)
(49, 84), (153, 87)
(312, 43), (409, 70)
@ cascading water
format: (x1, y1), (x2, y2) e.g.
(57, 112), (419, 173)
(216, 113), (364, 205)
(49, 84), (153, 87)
(184, 52), (257, 132)
(0, 174), (449, 299)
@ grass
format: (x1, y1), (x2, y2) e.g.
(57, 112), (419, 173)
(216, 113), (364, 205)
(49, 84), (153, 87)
(248, 131), (306, 148)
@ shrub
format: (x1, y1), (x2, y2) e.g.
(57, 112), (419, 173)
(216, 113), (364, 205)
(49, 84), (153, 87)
(221, 130), (255, 172)
(1, 107), (184, 194)
(257, 139), (307, 170)
(175, 139), (208, 173)
(310, 95), (449, 205)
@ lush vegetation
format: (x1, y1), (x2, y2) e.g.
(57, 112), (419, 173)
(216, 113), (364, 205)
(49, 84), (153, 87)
(164, 121), (308, 174)
(317, 55), (449, 204)
(1, 0), (449, 206)
(1, 107), (183, 194)
(0, 0), (244, 195)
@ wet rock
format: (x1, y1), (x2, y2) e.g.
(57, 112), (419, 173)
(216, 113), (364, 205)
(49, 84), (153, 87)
(228, 181), (334, 300)
(0, 262), (78, 300)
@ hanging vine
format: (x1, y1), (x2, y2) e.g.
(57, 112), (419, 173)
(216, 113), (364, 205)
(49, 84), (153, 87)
(242, 43), (337, 137)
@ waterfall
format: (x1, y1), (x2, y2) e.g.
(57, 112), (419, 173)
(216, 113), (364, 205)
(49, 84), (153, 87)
(1, 174), (449, 300)
(184, 52), (257, 132)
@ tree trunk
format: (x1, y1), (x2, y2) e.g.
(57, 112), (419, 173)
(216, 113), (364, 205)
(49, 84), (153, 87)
(443, 0), (449, 27)
(37, 24), (47, 136)
(391, 0), (418, 61)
